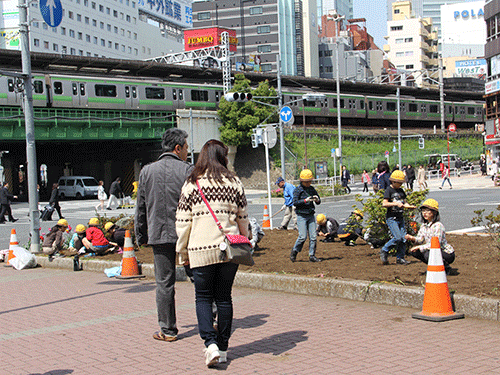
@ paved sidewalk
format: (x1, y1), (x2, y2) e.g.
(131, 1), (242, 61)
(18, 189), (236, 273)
(2, 266), (500, 374)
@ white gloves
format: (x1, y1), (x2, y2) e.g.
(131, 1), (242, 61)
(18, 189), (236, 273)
(304, 196), (313, 203)
(312, 195), (320, 203)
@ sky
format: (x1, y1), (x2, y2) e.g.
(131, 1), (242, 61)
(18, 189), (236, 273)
(352, 0), (388, 49)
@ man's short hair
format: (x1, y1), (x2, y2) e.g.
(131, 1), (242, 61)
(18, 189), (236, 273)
(161, 128), (188, 153)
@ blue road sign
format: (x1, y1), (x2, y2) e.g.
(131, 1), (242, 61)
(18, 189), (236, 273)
(279, 106), (293, 123)
(40, 0), (63, 28)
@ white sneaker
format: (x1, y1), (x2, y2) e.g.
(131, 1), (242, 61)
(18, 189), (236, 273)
(219, 351), (227, 363)
(204, 343), (220, 367)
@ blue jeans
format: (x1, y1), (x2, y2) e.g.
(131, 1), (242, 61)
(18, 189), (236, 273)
(293, 214), (317, 256)
(381, 216), (407, 259)
(192, 262), (239, 351)
(441, 177), (452, 187)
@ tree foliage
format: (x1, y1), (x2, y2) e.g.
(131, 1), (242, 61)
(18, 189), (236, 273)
(217, 73), (279, 147)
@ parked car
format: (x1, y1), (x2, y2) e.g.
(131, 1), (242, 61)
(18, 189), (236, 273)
(425, 153), (458, 173)
(57, 176), (99, 199)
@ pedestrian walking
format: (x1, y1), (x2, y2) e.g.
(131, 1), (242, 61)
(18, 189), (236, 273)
(491, 160), (498, 181)
(439, 165), (452, 189)
(406, 164), (415, 190)
(135, 128), (193, 343)
(106, 177), (123, 210)
(95, 180), (107, 211)
(290, 169), (322, 262)
(377, 161), (391, 191)
(417, 165), (427, 190)
(455, 157), (462, 178)
(275, 177), (297, 230)
(361, 169), (371, 192)
(176, 139), (249, 367)
(341, 165), (351, 194)
(480, 155), (487, 176)
(49, 183), (64, 220)
(379, 170), (416, 265)
(0, 182), (18, 223)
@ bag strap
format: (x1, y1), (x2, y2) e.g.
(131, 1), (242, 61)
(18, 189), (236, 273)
(196, 180), (225, 236)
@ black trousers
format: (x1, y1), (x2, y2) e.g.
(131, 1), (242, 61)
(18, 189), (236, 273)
(0, 203), (14, 222)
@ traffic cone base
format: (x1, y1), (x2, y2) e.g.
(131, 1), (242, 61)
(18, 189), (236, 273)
(4, 229), (18, 267)
(262, 205), (271, 229)
(116, 230), (145, 280)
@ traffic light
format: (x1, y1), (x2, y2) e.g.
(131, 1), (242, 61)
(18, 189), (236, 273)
(418, 137), (425, 149)
(251, 128), (263, 148)
(224, 92), (253, 102)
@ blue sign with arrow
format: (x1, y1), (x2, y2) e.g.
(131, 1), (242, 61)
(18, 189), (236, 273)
(40, 0), (63, 28)
(279, 106), (293, 123)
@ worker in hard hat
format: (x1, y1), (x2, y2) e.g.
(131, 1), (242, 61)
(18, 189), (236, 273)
(316, 214), (339, 243)
(337, 210), (364, 246)
(69, 224), (89, 255)
(379, 170), (416, 265)
(275, 177), (297, 231)
(104, 221), (127, 248)
(405, 199), (455, 274)
(290, 169), (322, 263)
(82, 217), (112, 255)
(42, 219), (69, 261)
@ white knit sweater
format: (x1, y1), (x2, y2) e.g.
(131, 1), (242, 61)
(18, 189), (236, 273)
(176, 174), (249, 268)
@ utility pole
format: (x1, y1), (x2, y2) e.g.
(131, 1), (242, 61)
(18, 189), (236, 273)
(439, 56), (445, 133)
(397, 87), (402, 168)
(277, 54), (285, 180)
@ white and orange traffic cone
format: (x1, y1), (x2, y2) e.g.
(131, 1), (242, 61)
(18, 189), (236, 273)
(412, 236), (464, 322)
(262, 205), (271, 229)
(116, 230), (145, 279)
(4, 229), (18, 267)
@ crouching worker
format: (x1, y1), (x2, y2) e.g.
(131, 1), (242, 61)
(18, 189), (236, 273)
(69, 224), (89, 255)
(42, 219), (69, 261)
(248, 217), (264, 252)
(337, 210), (364, 246)
(363, 223), (387, 249)
(105, 222), (127, 249)
(316, 214), (339, 243)
(82, 217), (113, 255)
(405, 198), (455, 274)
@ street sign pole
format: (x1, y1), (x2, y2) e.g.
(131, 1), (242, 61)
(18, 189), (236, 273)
(263, 130), (273, 228)
(19, 0), (40, 253)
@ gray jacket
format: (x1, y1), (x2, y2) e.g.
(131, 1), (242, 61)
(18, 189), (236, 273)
(134, 152), (193, 246)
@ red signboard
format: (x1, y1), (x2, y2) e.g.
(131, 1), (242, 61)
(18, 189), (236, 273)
(184, 27), (238, 52)
(448, 123), (456, 132)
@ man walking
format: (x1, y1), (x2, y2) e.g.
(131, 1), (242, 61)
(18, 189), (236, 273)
(135, 128), (193, 342)
(106, 177), (123, 210)
(275, 177), (297, 230)
(0, 182), (18, 223)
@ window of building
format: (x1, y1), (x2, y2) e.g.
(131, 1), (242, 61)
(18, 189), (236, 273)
(86, 34), (90, 42)
(34, 38), (40, 47)
(134, 33), (137, 40)
(33, 22), (39, 28)
(115, 43), (119, 50)
(134, 48), (138, 55)
(43, 41), (49, 49)
(70, 48), (76, 55)
(100, 22), (104, 29)
(405, 64), (414, 69)
(390, 25), (403, 31)
(121, 28), (125, 36)
(145, 87), (165, 99)
(257, 25), (271, 34)
(114, 26), (118, 33)
(93, 36), (98, 44)
(84, 0), (88, 5)
(95, 85), (117, 97)
(324, 50), (332, 57)
(396, 52), (404, 57)
(197, 12), (210, 20)
(101, 39), (105, 46)
(78, 32), (82, 40)
(91, 1), (96, 9)
(52, 27), (57, 33)
(128, 46), (132, 53)
(127, 31), (131, 38)
(191, 90), (209, 101)
(87, 52), (92, 56)
(99, 4), (103, 12)
(54, 82), (63, 94)
(107, 24), (111, 31)
(404, 37), (413, 43)
(53, 43), (58, 52)
(114, 10), (118, 17)
(258, 44), (271, 53)
(92, 19), (97, 26)
(61, 27), (66, 35)
(261, 63), (272, 72)
(106, 7), (110, 14)
(122, 45), (126, 52)
(133, 17), (136, 24)
(126, 15), (131, 22)
(405, 51), (413, 56)
(85, 16), (89, 24)
(394, 9), (400, 14)
(395, 38), (403, 44)
(120, 12), (124, 19)
(68, 11), (73, 19)
(132, 1), (135, 7)
(43, 23), (48, 30)
(108, 41), (112, 48)
(79, 50), (83, 56)
(77, 14), (81, 21)
(69, 29), (75, 38)
(250, 6), (263, 15)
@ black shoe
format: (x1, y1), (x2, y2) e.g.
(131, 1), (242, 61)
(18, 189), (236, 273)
(380, 250), (389, 265)
(277, 226), (287, 231)
(9, 219), (18, 223)
(59, 216), (65, 219)
(0, 221), (5, 224)
(106, 208), (112, 210)
(396, 258), (410, 265)
(290, 251), (298, 262)
(309, 255), (322, 262)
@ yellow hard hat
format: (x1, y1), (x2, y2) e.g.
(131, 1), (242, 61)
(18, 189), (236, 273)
(299, 169), (314, 181)
(104, 222), (115, 232)
(75, 224), (86, 233)
(57, 219), (69, 227)
(316, 214), (327, 225)
(353, 209), (364, 219)
(88, 217), (99, 226)
(421, 198), (439, 212)
(389, 170), (406, 183)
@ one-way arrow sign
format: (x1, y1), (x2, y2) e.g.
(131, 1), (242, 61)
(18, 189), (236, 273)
(40, 0), (63, 28)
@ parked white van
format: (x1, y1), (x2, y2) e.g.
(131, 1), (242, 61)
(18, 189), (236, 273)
(57, 176), (99, 199)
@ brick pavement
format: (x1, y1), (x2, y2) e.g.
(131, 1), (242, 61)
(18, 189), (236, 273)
(2, 265), (500, 375)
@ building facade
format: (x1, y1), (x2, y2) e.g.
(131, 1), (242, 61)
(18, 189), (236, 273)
(0, 0), (189, 58)
(318, 0), (353, 31)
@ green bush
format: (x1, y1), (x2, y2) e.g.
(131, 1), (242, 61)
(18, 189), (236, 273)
(471, 207), (500, 251)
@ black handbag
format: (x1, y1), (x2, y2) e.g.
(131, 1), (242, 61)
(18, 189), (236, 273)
(196, 180), (254, 266)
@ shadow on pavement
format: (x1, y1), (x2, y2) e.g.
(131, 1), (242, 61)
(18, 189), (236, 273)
(230, 330), (308, 358)
(29, 370), (74, 375)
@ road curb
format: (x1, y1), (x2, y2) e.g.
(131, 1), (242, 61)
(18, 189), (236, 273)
(35, 255), (500, 322)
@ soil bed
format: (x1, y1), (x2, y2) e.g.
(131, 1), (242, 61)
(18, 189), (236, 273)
(102, 231), (500, 300)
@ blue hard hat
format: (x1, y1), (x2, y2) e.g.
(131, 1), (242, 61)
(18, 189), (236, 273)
(276, 177), (284, 185)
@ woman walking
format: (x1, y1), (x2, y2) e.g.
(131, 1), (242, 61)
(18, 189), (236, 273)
(361, 169), (371, 193)
(95, 180), (107, 211)
(49, 183), (64, 220)
(176, 139), (249, 367)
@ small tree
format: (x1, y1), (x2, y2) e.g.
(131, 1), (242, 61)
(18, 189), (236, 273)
(471, 206), (500, 251)
(217, 73), (278, 147)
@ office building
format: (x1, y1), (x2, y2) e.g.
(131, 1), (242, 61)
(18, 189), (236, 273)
(318, 0), (353, 31)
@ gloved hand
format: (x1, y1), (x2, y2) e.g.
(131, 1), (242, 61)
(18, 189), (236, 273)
(312, 195), (320, 203)
(281, 204), (287, 211)
(304, 196), (313, 203)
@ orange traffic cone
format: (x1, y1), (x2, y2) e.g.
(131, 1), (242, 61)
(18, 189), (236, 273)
(116, 230), (145, 279)
(262, 205), (271, 229)
(412, 236), (464, 322)
(4, 229), (18, 267)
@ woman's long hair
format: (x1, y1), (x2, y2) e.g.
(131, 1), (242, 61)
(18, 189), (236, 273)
(377, 161), (390, 173)
(187, 139), (236, 184)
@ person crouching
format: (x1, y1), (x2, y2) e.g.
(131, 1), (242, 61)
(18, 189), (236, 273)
(337, 210), (364, 246)
(316, 214), (339, 243)
(42, 219), (69, 261)
(82, 217), (113, 255)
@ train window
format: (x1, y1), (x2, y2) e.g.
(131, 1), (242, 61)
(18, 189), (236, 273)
(468, 107), (475, 115)
(400, 102), (405, 111)
(348, 99), (356, 109)
(376, 101), (382, 111)
(95, 84), (117, 97)
(8, 79), (14, 92)
(54, 82), (63, 94)
(173, 89), (177, 100)
(386, 102), (396, 111)
(429, 105), (438, 113)
(215, 91), (220, 102)
(304, 100), (316, 107)
(191, 90), (208, 101)
(33, 80), (44, 93)
(359, 100), (364, 109)
(455, 106), (459, 114)
(368, 101), (373, 110)
(125, 86), (130, 98)
(145, 87), (165, 99)
(80, 83), (85, 96)
(132, 86), (137, 98)
(72, 83), (78, 95)
(420, 104), (426, 113)
(448, 106), (453, 114)
(409, 103), (417, 112)
(179, 89), (183, 100)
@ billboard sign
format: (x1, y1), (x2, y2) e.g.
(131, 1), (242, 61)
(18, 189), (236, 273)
(184, 27), (238, 52)
(455, 59), (486, 79)
(138, 0), (192, 29)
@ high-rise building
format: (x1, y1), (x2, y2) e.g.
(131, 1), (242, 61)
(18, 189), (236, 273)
(318, 0), (353, 31)
(0, 0), (188, 58)
(192, 0), (319, 77)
